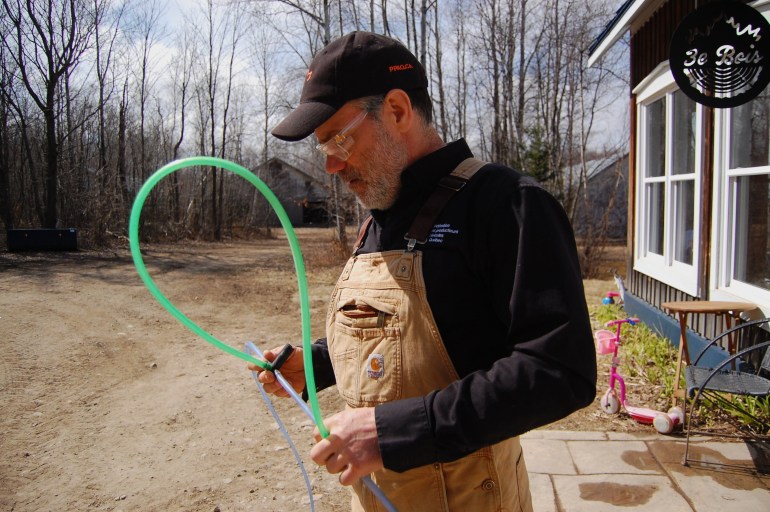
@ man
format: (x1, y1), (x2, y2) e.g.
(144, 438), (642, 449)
(251, 31), (596, 512)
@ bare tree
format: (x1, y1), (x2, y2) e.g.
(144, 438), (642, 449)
(1, 0), (96, 228)
(93, 0), (124, 176)
(189, 0), (247, 239)
(272, 0), (331, 43)
(130, 0), (164, 185)
(92, 0), (126, 241)
(472, 0), (518, 164)
(530, 0), (623, 206)
(250, 26), (278, 167)
(441, 0), (468, 141)
(116, 74), (131, 211)
(263, 0), (354, 248)
(431, 1), (447, 139)
(417, 0), (429, 64)
(168, 28), (196, 223)
(381, 0), (391, 35)
(0, 0), (629, 251)
(0, 41), (13, 228)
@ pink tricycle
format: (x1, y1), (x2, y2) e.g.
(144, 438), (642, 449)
(595, 317), (683, 434)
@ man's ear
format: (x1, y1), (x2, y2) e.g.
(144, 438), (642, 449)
(382, 89), (414, 134)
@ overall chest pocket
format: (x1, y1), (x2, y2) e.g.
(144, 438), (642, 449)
(331, 295), (402, 406)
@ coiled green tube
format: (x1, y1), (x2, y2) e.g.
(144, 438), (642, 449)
(128, 156), (328, 437)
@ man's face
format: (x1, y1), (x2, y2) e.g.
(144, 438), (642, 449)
(315, 103), (408, 210)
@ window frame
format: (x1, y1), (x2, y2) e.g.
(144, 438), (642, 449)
(633, 65), (702, 296)
(709, 1), (770, 313)
(711, 113), (770, 310)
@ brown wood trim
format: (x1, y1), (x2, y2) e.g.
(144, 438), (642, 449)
(627, 93), (637, 279)
(699, 106), (714, 299)
(630, 0), (697, 89)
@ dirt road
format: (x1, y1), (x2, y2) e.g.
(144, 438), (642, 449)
(1, 231), (354, 511)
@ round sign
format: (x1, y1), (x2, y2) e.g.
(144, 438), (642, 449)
(670, 1), (770, 108)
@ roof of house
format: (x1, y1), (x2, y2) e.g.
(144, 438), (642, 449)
(258, 157), (326, 186)
(587, 0), (644, 66)
(563, 153), (629, 187)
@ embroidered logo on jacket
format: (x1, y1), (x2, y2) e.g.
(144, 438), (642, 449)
(366, 353), (385, 379)
(427, 223), (460, 244)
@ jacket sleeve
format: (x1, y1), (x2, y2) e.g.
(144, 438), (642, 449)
(308, 338), (336, 392)
(375, 176), (597, 472)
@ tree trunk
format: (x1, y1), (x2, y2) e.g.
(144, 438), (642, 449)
(117, 79), (130, 212)
(0, 90), (11, 228)
(43, 95), (58, 228)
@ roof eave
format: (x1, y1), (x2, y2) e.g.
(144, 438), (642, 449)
(587, 0), (648, 67)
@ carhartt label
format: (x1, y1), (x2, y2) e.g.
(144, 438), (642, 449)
(366, 353), (385, 379)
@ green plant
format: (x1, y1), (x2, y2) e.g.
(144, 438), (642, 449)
(721, 396), (770, 435)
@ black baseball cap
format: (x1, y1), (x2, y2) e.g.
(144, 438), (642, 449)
(271, 31), (428, 142)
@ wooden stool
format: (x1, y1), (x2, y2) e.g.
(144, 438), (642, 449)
(661, 301), (755, 408)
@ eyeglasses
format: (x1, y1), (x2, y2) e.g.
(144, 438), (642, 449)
(315, 110), (368, 161)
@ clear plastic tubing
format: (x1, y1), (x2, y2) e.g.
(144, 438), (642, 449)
(246, 342), (397, 512)
(244, 342), (315, 512)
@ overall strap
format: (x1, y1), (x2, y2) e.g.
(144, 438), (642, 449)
(353, 215), (374, 254)
(403, 157), (487, 251)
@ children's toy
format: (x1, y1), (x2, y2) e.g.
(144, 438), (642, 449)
(595, 317), (684, 434)
(602, 291), (620, 305)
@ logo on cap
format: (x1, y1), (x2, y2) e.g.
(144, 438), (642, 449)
(389, 63), (414, 72)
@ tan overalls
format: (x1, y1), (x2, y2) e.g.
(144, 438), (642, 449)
(326, 159), (533, 512)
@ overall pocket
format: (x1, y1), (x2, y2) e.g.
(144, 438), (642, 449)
(331, 295), (402, 406)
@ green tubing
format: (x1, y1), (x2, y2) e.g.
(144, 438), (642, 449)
(128, 156), (329, 438)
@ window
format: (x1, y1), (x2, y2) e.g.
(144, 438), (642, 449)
(713, 89), (770, 308)
(634, 69), (701, 296)
(733, 175), (769, 289)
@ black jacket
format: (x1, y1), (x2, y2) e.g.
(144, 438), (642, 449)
(311, 139), (596, 472)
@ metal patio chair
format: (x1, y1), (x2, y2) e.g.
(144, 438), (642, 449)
(683, 317), (770, 473)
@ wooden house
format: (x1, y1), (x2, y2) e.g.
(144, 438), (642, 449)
(588, 0), (769, 351)
(258, 157), (330, 227)
(572, 153), (630, 242)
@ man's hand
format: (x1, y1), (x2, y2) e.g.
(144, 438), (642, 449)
(246, 345), (306, 398)
(311, 407), (384, 485)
